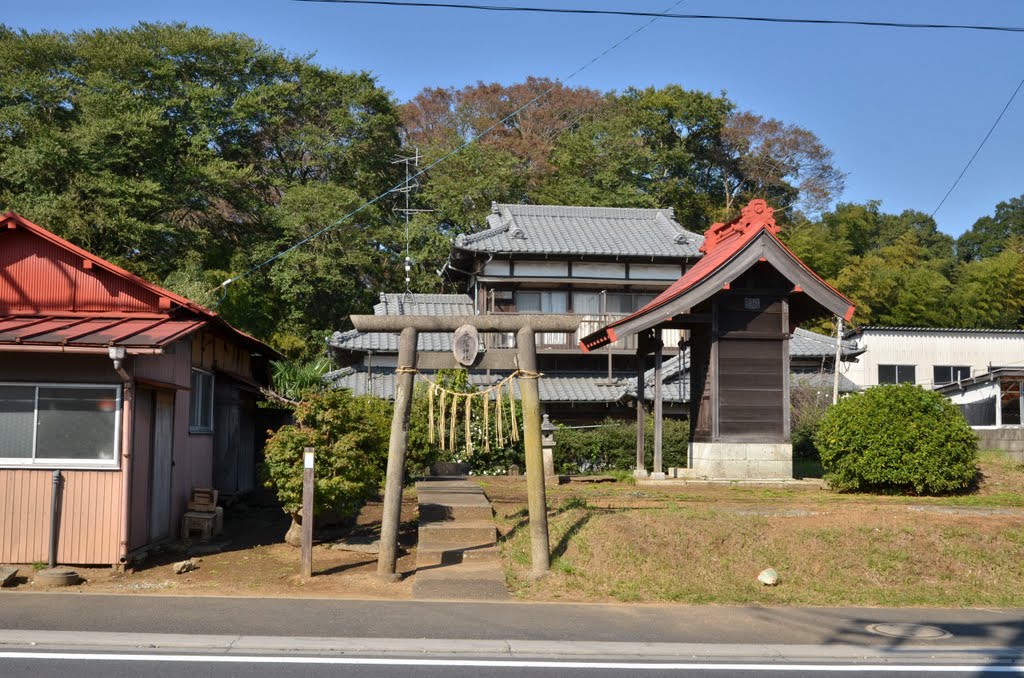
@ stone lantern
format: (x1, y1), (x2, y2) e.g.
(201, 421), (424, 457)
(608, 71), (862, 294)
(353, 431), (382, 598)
(541, 414), (557, 480)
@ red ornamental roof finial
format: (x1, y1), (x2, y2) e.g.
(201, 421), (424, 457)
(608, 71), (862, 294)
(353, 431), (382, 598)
(700, 199), (780, 254)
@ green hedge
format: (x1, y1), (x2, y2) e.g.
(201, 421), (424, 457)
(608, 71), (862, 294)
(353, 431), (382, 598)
(814, 383), (978, 494)
(554, 417), (689, 474)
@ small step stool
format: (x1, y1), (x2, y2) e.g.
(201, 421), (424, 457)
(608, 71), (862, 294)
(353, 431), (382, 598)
(181, 511), (216, 541)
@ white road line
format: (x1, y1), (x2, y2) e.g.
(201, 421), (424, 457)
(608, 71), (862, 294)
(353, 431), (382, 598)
(1, 652), (1023, 672)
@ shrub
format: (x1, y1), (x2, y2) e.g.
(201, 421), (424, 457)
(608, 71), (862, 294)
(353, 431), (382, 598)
(554, 417), (689, 474)
(814, 383), (978, 494)
(261, 389), (393, 520)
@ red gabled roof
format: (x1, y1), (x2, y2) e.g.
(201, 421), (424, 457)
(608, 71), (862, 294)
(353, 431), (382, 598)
(0, 212), (277, 356)
(580, 200), (854, 352)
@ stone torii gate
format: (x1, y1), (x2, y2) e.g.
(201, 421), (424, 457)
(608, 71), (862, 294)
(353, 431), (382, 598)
(349, 314), (582, 580)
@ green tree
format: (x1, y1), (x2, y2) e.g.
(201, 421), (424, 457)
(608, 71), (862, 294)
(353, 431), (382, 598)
(957, 195), (1024, 261)
(948, 237), (1024, 329)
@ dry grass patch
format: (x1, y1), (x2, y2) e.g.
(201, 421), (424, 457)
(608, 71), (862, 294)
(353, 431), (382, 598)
(482, 453), (1024, 607)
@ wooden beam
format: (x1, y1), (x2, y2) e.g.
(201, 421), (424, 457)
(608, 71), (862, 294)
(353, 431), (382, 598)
(635, 333), (648, 478)
(651, 333), (665, 480)
(352, 314), (581, 333)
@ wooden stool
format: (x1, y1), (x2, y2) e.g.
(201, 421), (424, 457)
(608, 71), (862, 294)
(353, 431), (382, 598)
(181, 511), (215, 541)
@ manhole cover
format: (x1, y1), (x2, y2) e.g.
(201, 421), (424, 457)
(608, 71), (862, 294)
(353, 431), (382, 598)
(866, 623), (952, 640)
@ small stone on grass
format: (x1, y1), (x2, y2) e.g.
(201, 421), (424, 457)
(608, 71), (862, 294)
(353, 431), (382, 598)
(758, 567), (780, 586)
(173, 559), (199, 575)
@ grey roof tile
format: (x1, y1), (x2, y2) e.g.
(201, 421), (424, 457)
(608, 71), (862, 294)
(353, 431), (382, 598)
(790, 328), (862, 358)
(455, 203), (704, 259)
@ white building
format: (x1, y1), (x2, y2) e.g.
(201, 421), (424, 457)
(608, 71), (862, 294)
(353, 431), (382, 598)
(843, 327), (1024, 390)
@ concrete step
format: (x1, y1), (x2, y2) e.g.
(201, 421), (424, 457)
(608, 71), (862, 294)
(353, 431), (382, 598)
(419, 501), (494, 522)
(416, 544), (500, 567)
(417, 520), (497, 547)
(412, 561), (508, 601)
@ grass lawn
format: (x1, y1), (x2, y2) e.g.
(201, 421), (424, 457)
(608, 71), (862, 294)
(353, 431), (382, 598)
(476, 452), (1024, 607)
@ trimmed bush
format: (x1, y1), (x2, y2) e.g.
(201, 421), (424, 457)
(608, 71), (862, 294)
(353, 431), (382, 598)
(814, 383), (978, 494)
(554, 417), (689, 474)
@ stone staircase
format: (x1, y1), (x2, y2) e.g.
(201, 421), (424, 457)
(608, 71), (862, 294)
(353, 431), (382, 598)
(412, 479), (508, 600)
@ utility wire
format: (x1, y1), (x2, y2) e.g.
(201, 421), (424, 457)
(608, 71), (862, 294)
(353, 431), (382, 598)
(210, 0), (686, 299)
(293, 0), (1024, 34)
(930, 76), (1024, 218)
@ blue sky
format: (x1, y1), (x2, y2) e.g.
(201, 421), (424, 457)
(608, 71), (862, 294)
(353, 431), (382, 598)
(5, 0), (1023, 237)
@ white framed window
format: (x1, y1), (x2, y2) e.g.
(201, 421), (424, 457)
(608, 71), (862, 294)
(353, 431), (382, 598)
(0, 382), (121, 468)
(514, 291), (567, 314)
(189, 369), (214, 433)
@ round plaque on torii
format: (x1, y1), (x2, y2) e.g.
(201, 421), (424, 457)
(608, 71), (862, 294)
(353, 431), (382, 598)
(452, 324), (479, 366)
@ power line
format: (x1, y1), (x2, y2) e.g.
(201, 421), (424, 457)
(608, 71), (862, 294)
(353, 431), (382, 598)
(210, 0), (687, 299)
(930, 76), (1024, 218)
(292, 0), (1024, 34)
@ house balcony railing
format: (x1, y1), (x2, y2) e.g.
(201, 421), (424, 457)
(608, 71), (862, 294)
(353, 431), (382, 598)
(484, 313), (683, 352)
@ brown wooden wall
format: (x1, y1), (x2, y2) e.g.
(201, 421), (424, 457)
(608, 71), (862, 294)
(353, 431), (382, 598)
(0, 469), (121, 565)
(715, 292), (788, 443)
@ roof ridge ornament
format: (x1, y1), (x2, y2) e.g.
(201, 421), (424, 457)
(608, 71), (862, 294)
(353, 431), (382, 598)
(700, 199), (780, 254)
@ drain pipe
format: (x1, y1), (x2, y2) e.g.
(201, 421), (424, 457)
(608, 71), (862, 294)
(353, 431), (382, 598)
(109, 346), (135, 567)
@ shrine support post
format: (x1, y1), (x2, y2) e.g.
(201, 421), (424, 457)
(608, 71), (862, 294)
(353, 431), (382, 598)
(517, 325), (550, 576)
(376, 327), (418, 580)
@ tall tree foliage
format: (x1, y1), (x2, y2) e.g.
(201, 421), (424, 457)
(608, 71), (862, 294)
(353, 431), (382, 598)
(0, 22), (401, 356)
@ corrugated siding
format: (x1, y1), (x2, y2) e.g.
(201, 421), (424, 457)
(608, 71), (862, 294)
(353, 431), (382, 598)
(0, 469), (121, 565)
(845, 332), (1024, 388)
(0, 229), (161, 313)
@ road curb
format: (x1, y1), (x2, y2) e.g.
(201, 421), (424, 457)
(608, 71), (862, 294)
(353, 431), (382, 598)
(1, 630), (1022, 663)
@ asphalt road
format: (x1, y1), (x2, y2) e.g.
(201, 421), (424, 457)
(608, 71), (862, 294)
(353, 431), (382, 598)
(2, 593), (1023, 648)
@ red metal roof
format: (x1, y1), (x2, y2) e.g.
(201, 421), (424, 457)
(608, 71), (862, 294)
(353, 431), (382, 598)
(0, 212), (277, 357)
(580, 200), (855, 352)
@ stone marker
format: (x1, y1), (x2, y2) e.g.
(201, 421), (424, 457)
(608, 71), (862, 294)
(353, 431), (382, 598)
(0, 566), (18, 587)
(507, 465), (520, 476)
(757, 567), (780, 586)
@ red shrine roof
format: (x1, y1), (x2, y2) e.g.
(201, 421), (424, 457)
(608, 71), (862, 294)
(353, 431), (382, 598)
(580, 200), (854, 352)
(0, 211), (277, 356)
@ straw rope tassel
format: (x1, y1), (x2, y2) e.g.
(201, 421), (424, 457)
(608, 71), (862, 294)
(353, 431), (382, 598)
(439, 389), (447, 451)
(483, 388), (490, 455)
(498, 382), (506, 448)
(509, 377), (519, 442)
(428, 382), (435, 445)
(449, 393), (458, 452)
(465, 393), (472, 456)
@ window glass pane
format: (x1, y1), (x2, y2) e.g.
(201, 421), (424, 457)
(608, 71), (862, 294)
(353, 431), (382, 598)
(35, 387), (118, 461)
(1002, 381), (1022, 426)
(606, 293), (633, 314)
(541, 291), (567, 313)
(899, 366), (916, 384)
(634, 294), (656, 311)
(0, 385), (35, 458)
(933, 366), (952, 385)
(878, 365), (897, 384)
(190, 370), (214, 431)
(572, 292), (601, 315)
(514, 292), (540, 313)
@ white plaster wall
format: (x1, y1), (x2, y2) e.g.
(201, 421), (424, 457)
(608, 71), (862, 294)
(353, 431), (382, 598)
(630, 263), (682, 280)
(483, 260), (510, 276)
(844, 331), (1024, 389)
(572, 262), (626, 279)
(515, 261), (569, 277)
(947, 382), (999, 405)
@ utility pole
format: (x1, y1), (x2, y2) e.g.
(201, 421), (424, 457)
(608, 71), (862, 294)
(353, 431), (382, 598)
(833, 316), (844, 405)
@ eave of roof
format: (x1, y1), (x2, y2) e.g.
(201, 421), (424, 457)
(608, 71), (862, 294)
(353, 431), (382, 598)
(846, 325), (1024, 337)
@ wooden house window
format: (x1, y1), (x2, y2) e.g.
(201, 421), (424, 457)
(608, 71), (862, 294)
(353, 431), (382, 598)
(878, 364), (916, 384)
(0, 383), (120, 468)
(189, 369), (215, 433)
